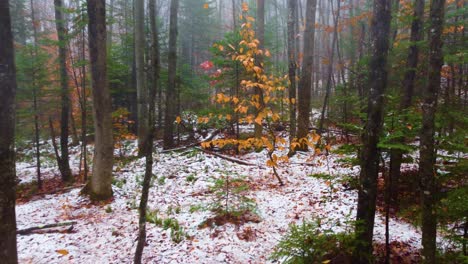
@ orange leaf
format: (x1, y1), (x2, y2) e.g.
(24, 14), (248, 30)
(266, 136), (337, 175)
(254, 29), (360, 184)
(56, 249), (69, 255)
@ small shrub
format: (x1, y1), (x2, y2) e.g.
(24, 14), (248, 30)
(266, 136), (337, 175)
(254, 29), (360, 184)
(186, 174), (197, 183)
(270, 220), (355, 264)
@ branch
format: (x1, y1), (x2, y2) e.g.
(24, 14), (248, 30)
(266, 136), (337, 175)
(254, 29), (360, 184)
(17, 221), (77, 235)
(195, 147), (256, 166)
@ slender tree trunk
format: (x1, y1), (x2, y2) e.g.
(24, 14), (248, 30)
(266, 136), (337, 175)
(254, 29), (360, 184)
(420, 0), (445, 262)
(389, 0), (425, 203)
(318, 0), (340, 134)
(30, 0), (42, 189)
(352, 0), (392, 262)
(81, 11), (88, 182)
(54, 0), (73, 182)
(134, 1), (159, 262)
(163, 0), (179, 149)
(135, 0), (149, 156)
(0, 1), (18, 262)
(85, 0), (114, 200)
(287, 0), (297, 149)
(254, 0), (265, 139)
(297, 0), (317, 150)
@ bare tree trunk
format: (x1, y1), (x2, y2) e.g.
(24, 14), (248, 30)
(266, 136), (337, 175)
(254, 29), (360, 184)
(84, 0), (114, 200)
(353, 0), (392, 262)
(287, 0), (297, 150)
(0, 1), (19, 262)
(134, 1), (159, 261)
(318, 0), (340, 134)
(30, 0), (42, 189)
(135, 0), (149, 156)
(297, 0), (317, 150)
(389, 0), (425, 203)
(54, 0), (73, 182)
(163, 0), (179, 149)
(420, 0), (445, 262)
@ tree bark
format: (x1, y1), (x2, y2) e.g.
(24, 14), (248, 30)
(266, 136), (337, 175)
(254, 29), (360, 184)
(135, 0), (149, 156)
(163, 0), (179, 149)
(85, 0), (114, 200)
(389, 0), (425, 203)
(54, 0), (73, 182)
(353, 0), (392, 262)
(297, 0), (317, 150)
(420, 0), (445, 262)
(0, 0), (19, 262)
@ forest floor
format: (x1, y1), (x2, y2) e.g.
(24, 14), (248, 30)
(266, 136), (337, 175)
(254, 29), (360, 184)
(15, 132), (435, 263)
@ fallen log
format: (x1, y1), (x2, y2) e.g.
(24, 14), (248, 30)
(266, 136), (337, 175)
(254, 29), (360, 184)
(17, 221), (77, 235)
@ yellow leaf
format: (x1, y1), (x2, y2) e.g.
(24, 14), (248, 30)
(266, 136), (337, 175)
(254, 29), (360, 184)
(322, 260), (331, 264)
(203, 3), (209, 9)
(56, 249), (69, 255)
(218, 45), (224, 51)
(242, 2), (249, 12)
(176, 116), (182, 124)
(254, 115), (263, 125)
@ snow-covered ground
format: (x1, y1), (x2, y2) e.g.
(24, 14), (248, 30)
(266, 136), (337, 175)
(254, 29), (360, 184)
(16, 140), (425, 263)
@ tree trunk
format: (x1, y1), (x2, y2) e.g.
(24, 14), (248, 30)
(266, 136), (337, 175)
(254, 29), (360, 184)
(30, 0), (42, 190)
(134, 1), (160, 261)
(135, 0), (149, 156)
(352, 0), (392, 262)
(287, 0), (297, 148)
(389, 0), (425, 203)
(420, 0), (445, 262)
(54, 0), (73, 182)
(254, 0), (265, 139)
(0, 0), (19, 261)
(85, 0), (114, 200)
(163, 0), (179, 149)
(318, 0), (340, 134)
(297, 0), (317, 150)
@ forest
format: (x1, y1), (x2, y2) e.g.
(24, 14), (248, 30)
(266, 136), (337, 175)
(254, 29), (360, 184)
(0, 0), (466, 263)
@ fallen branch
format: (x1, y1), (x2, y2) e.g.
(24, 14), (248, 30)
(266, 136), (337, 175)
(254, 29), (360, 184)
(161, 129), (221, 153)
(195, 147), (256, 166)
(17, 221), (77, 235)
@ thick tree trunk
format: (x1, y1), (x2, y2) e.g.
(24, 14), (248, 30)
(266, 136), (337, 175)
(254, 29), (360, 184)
(420, 0), (445, 262)
(297, 0), (317, 150)
(0, 1), (19, 262)
(352, 0), (392, 262)
(389, 0), (425, 203)
(287, 0), (297, 148)
(135, 0), (149, 156)
(85, 0), (114, 200)
(54, 0), (73, 182)
(163, 0), (179, 149)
